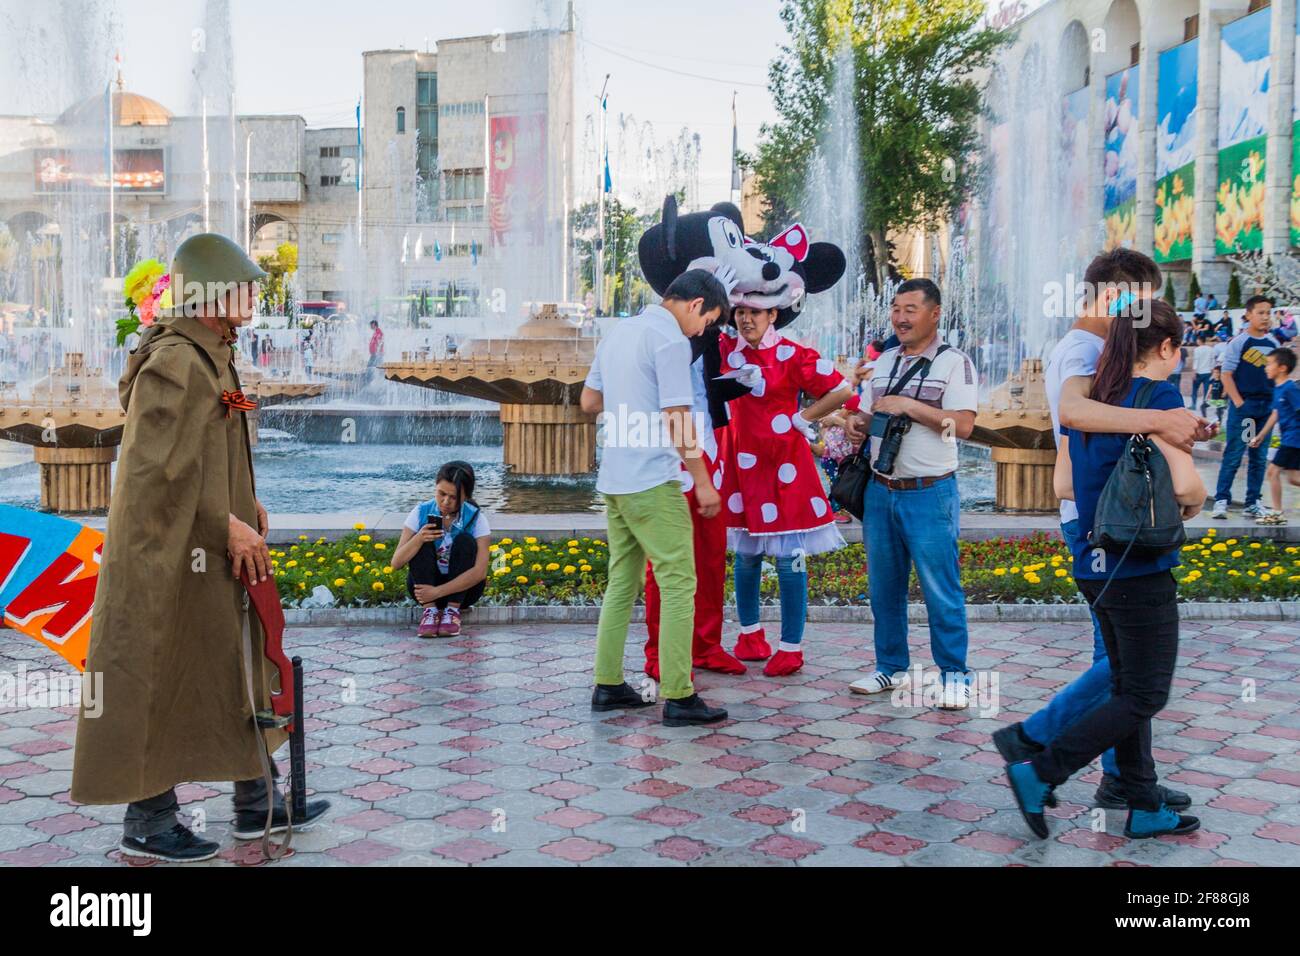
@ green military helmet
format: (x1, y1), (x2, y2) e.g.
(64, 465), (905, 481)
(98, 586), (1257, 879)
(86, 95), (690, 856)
(169, 232), (268, 312)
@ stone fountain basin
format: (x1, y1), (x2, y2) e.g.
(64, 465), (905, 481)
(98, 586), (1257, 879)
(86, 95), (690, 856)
(0, 405), (126, 448)
(383, 360), (590, 406)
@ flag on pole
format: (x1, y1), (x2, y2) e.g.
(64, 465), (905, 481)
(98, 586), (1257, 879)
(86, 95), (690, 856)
(601, 94), (611, 194)
(730, 91), (741, 194)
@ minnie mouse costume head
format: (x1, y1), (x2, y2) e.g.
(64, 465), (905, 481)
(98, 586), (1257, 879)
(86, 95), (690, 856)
(637, 194), (847, 330)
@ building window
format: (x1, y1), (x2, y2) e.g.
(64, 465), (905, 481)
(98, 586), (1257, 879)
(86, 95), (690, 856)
(443, 168), (484, 202)
(320, 175), (341, 187)
(396, 106), (406, 134)
(416, 72), (439, 221)
(1184, 15), (1199, 41)
(1130, 43), (1139, 67)
(320, 146), (340, 158)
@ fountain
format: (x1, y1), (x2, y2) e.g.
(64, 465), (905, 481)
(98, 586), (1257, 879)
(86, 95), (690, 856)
(383, 303), (595, 475)
(0, 353), (125, 512)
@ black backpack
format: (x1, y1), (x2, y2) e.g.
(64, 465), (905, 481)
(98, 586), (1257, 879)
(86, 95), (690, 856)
(1087, 380), (1187, 576)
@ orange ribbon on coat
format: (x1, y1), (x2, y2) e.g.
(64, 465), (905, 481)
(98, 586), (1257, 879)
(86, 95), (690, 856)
(220, 389), (257, 417)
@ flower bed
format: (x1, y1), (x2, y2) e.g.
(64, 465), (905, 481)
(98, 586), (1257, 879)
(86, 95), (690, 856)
(270, 526), (1300, 608)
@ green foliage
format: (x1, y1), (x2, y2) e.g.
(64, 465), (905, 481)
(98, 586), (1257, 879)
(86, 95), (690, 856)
(1185, 271), (1202, 311)
(1227, 272), (1243, 309)
(752, 0), (1011, 283)
(257, 241), (299, 315)
(570, 197), (659, 315)
(1163, 276), (1176, 307)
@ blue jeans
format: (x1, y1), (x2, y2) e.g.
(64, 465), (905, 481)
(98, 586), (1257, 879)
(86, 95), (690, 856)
(734, 552), (808, 645)
(1191, 373), (1212, 408)
(1215, 399), (1270, 506)
(864, 475), (968, 676)
(1022, 520), (1119, 778)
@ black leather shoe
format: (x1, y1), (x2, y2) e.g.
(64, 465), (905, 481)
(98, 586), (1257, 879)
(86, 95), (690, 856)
(993, 722), (1043, 763)
(591, 682), (654, 712)
(120, 823), (220, 863)
(992, 723), (1056, 807)
(1094, 774), (1191, 811)
(662, 693), (727, 727)
(231, 799), (331, 841)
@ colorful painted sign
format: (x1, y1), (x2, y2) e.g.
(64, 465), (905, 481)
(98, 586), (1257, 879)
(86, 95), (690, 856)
(487, 113), (546, 246)
(1103, 65), (1140, 252)
(0, 505), (100, 672)
(1155, 39), (1198, 263)
(1060, 85), (1091, 264)
(1216, 9), (1270, 255)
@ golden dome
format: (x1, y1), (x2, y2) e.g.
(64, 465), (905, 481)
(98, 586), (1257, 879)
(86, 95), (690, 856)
(60, 89), (172, 128)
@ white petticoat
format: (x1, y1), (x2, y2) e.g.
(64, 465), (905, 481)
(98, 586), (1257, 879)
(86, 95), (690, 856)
(727, 522), (846, 559)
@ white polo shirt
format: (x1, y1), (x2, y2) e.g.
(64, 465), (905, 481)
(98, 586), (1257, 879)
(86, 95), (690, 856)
(585, 304), (695, 496)
(867, 337), (979, 479)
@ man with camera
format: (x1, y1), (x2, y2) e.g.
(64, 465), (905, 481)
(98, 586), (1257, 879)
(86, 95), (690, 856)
(844, 279), (978, 709)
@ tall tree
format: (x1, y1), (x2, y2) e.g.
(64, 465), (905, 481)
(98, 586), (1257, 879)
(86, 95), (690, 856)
(754, 0), (1009, 288)
(571, 197), (658, 316)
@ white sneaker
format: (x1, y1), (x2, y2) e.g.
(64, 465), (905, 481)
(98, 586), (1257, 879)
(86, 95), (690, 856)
(1210, 499), (1229, 519)
(938, 678), (970, 710)
(1241, 502), (1268, 519)
(849, 671), (907, 695)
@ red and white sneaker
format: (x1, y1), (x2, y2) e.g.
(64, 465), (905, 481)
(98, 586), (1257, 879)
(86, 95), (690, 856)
(440, 607), (462, 637)
(734, 629), (772, 661)
(417, 606), (440, 638)
(763, 649), (803, 677)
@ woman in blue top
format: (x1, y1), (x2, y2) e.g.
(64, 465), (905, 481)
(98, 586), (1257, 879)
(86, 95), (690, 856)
(1006, 300), (1207, 841)
(391, 461), (492, 638)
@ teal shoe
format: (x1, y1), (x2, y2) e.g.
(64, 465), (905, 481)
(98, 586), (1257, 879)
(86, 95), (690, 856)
(1124, 805), (1200, 839)
(1006, 760), (1052, 839)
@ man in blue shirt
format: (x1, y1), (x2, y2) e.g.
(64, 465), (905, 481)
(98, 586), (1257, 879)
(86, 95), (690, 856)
(1248, 347), (1300, 525)
(1212, 295), (1284, 519)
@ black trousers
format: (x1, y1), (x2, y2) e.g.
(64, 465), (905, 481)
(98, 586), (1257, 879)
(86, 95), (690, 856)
(124, 773), (281, 839)
(1031, 571), (1180, 810)
(406, 531), (485, 610)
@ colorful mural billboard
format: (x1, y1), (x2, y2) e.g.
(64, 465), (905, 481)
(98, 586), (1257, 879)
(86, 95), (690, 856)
(1155, 39), (1198, 263)
(1216, 9), (1270, 255)
(1103, 65), (1139, 251)
(1292, 12), (1300, 247)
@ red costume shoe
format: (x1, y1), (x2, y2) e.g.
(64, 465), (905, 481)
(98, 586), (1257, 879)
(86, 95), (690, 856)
(694, 646), (747, 675)
(644, 658), (660, 682)
(734, 629), (772, 661)
(763, 648), (803, 677)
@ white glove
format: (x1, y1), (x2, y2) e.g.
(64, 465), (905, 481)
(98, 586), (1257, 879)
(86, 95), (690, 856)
(791, 411), (817, 441)
(712, 263), (739, 298)
(735, 363), (764, 390)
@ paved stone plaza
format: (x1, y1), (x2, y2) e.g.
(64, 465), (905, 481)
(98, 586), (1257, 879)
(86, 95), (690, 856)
(1, 616), (1298, 867)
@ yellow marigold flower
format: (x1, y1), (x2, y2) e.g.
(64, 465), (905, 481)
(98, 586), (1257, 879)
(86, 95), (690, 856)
(333, 578), (346, 587)
(383, 566), (393, 574)
(490, 544), (500, 553)
(512, 558), (523, 567)
(372, 581), (385, 591)
(494, 567), (509, 576)
(285, 560), (298, 568)
(1205, 529), (1217, 536)
(516, 575), (528, 584)
(500, 537), (513, 545)
(1024, 573), (1040, 584)
(546, 562), (560, 571)
(580, 565), (592, 573)
(375, 543), (387, 551)
(1261, 573), (1271, 582)
(358, 535), (371, 543)
(354, 522), (366, 531)
(1010, 566), (1020, 574)
(511, 547), (523, 556)
(568, 539), (579, 547)
(564, 565), (576, 574)
(1055, 568), (1067, 578)
(1250, 543), (1262, 549)
(1232, 550), (1243, 558)
(993, 568), (1006, 576)
(1211, 543), (1226, 552)
(525, 537), (538, 545)
(569, 548), (580, 555)
(298, 582), (306, 590)
(532, 563), (543, 572)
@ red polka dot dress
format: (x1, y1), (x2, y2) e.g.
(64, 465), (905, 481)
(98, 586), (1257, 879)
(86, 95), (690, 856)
(717, 329), (847, 559)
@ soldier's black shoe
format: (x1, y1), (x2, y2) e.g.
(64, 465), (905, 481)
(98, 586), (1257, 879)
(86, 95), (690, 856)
(1094, 774), (1191, 811)
(231, 799), (331, 841)
(119, 823), (220, 863)
(591, 682), (654, 712)
(662, 693), (727, 727)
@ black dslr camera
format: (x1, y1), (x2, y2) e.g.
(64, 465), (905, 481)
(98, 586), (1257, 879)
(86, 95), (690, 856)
(870, 411), (912, 475)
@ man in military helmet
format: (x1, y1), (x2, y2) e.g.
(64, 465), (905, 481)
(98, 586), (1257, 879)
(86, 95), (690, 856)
(71, 233), (329, 862)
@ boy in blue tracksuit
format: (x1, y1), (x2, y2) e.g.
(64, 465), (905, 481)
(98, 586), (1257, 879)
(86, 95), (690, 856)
(1248, 347), (1300, 525)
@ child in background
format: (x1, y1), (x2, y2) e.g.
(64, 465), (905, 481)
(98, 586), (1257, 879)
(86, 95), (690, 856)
(1248, 348), (1300, 526)
(812, 410), (855, 523)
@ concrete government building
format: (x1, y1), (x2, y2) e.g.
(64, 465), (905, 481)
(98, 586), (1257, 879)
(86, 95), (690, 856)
(0, 19), (574, 312)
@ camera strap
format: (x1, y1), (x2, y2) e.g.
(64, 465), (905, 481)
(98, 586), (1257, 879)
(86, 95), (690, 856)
(882, 343), (950, 400)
